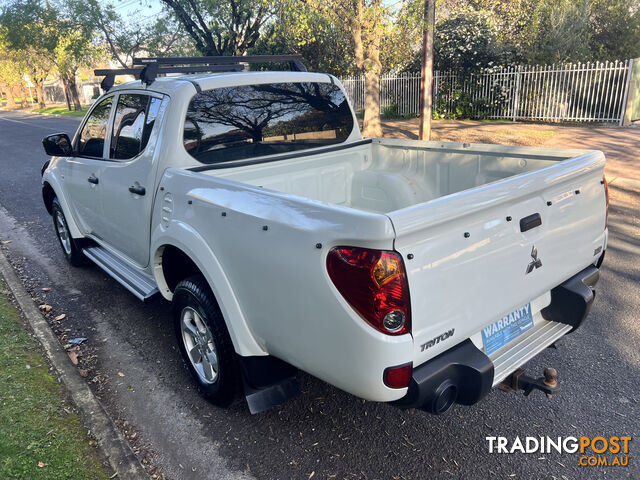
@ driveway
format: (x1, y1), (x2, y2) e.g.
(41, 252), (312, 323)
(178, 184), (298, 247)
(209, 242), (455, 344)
(0, 110), (638, 479)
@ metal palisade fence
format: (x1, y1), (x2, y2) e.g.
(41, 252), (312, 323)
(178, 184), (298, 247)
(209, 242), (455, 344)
(340, 59), (635, 124)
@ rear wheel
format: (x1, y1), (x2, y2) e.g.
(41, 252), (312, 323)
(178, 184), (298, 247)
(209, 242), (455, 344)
(172, 275), (240, 407)
(51, 198), (85, 267)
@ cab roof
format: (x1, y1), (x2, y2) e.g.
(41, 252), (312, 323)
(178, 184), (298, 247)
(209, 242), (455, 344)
(106, 71), (336, 97)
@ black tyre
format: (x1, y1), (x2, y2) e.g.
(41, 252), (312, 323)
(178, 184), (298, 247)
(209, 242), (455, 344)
(51, 198), (85, 267)
(173, 275), (240, 407)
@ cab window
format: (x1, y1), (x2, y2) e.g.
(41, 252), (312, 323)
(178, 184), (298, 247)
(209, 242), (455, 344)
(77, 97), (113, 157)
(183, 82), (353, 165)
(110, 94), (161, 160)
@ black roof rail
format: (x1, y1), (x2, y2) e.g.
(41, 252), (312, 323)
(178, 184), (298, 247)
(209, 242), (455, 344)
(94, 54), (307, 92)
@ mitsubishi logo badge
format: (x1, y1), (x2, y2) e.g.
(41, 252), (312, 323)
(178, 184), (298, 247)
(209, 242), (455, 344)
(526, 245), (542, 274)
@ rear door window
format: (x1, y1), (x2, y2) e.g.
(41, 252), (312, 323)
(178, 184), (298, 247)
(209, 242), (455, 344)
(77, 97), (113, 158)
(110, 94), (162, 160)
(183, 82), (354, 165)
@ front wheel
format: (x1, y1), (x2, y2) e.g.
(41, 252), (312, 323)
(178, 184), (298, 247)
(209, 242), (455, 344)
(172, 275), (240, 407)
(51, 198), (85, 267)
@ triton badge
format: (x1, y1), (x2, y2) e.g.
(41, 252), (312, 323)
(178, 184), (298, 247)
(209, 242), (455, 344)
(526, 245), (542, 274)
(420, 329), (455, 352)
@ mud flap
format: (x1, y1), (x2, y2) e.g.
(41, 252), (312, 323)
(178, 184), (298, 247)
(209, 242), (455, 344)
(237, 354), (300, 414)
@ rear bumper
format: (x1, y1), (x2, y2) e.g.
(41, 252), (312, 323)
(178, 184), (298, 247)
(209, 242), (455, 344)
(541, 265), (599, 332)
(394, 265), (600, 414)
(392, 339), (494, 413)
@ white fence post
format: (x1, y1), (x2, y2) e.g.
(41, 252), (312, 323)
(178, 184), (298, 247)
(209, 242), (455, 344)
(512, 66), (522, 122)
(620, 58), (634, 126)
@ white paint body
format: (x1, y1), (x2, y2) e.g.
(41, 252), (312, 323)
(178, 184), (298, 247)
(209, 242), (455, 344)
(43, 72), (608, 403)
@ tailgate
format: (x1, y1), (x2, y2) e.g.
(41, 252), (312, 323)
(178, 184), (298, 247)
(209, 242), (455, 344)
(388, 150), (607, 366)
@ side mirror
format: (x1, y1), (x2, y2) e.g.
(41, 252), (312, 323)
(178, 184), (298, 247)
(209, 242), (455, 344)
(42, 133), (72, 157)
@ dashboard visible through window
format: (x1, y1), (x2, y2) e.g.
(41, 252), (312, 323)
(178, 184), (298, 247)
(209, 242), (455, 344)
(183, 82), (354, 165)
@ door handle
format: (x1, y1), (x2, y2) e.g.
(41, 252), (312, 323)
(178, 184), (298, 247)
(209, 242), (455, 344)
(128, 185), (146, 196)
(520, 213), (542, 232)
(87, 175), (99, 185)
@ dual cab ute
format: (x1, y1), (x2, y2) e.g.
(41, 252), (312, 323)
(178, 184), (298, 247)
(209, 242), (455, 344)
(41, 56), (608, 414)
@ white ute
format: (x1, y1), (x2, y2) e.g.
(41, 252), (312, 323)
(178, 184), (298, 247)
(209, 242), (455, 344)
(41, 56), (608, 414)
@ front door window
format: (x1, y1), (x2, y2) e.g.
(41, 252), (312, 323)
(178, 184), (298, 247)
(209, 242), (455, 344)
(77, 97), (113, 158)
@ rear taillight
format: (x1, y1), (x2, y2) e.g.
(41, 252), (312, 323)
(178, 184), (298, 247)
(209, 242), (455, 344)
(603, 175), (609, 229)
(326, 247), (411, 335)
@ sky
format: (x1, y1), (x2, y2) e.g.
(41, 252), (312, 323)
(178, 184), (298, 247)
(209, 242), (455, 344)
(109, 0), (164, 21)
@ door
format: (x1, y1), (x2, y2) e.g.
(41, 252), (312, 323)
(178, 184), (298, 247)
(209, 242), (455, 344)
(62, 96), (114, 235)
(92, 93), (164, 268)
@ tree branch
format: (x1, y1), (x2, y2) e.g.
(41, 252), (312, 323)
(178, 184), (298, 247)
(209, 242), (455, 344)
(160, 0), (209, 55)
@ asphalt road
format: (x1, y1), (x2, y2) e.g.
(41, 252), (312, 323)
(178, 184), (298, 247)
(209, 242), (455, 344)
(0, 109), (638, 480)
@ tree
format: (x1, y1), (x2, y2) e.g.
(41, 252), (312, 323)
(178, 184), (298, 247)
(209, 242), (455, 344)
(0, 27), (25, 107)
(418, 0), (435, 140)
(66, 0), (196, 67)
(316, 0), (388, 137)
(459, 0), (542, 60)
(251, 2), (356, 76)
(54, 29), (99, 110)
(350, 0), (385, 137)
(1, 0), (103, 110)
(380, 1), (422, 72)
(0, 0), (57, 107)
(452, 0), (640, 64)
(589, 0), (640, 61)
(525, 0), (591, 64)
(0, 54), (22, 107)
(159, 0), (278, 56)
(434, 9), (507, 72)
(23, 48), (54, 108)
(145, 16), (198, 58)
(66, 0), (155, 68)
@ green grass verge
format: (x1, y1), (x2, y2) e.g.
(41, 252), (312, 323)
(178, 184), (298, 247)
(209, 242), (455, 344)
(0, 279), (111, 480)
(1, 97), (36, 103)
(31, 106), (89, 117)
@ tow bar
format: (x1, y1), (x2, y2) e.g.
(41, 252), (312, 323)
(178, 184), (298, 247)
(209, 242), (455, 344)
(498, 367), (560, 398)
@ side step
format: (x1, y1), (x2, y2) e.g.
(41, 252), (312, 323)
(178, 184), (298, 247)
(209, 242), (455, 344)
(83, 246), (159, 302)
(490, 320), (571, 387)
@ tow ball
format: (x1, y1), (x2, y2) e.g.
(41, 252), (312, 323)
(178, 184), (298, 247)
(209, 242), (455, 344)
(498, 367), (560, 399)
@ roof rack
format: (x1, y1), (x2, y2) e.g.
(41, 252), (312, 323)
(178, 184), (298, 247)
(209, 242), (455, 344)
(94, 54), (308, 92)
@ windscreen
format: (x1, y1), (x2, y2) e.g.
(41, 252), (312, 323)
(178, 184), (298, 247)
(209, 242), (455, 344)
(183, 82), (354, 165)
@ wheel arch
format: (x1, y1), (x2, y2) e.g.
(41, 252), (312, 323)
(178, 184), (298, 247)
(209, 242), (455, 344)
(42, 178), (84, 239)
(42, 181), (56, 215)
(152, 227), (266, 357)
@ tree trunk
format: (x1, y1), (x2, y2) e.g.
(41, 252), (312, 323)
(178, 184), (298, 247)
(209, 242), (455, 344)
(17, 85), (28, 108)
(68, 77), (82, 111)
(363, 66), (382, 137)
(418, 0), (436, 141)
(12, 85), (26, 108)
(35, 83), (46, 108)
(62, 78), (72, 111)
(350, 0), (383, 138)
(4, 86), (16, 107)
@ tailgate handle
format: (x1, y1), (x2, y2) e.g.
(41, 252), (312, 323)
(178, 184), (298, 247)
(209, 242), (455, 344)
(520, 213), (542, 232)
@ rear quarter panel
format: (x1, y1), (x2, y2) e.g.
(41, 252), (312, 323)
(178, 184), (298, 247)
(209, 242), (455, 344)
(151, 168), (413, 401)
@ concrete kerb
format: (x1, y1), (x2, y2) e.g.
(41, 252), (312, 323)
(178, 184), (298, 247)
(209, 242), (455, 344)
(0, 248), (149, 480)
